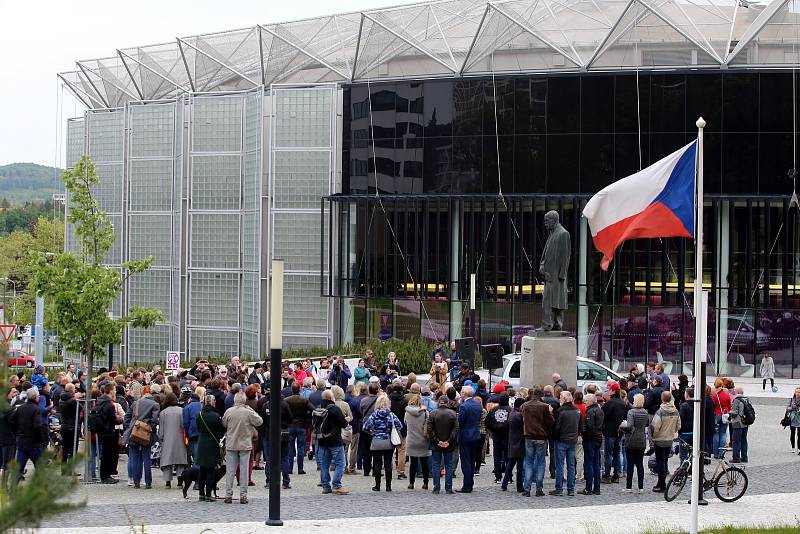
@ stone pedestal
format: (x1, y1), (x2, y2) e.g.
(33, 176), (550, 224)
(520, 335), (577, 389)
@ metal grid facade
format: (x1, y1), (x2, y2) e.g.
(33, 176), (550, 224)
(270, 85), (335, 348)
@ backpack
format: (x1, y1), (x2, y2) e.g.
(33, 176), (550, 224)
(492, 406), (510, 431)
(740, 398), (756, 426)
(311, 406), (333, 440)
(87, 403), (107, 433)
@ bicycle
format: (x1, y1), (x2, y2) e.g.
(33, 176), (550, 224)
(664, 438), (748, 503)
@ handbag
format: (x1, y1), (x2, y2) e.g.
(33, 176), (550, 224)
(390, 415), (401, 447)
(781, 410), (792, 428)
(342, 425), (353, 444)
(129, 401), (153, 447)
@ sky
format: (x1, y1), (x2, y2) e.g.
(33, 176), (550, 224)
(0, 0), (415, 168)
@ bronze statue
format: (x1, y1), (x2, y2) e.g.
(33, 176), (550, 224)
(539, 210), (570, 331)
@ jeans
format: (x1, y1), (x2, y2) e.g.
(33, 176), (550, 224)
(318, 445), (345, 490)
(288, 427), (306, 473)
(625, 449), (645, 490)
(583, 440), (602, 493)
(225, 449), (251, 497)
(654, 445), (670, 488)
(15, 446), (42, 477)
(128, 443), (152, 485)
(678, 432), (693, 463)
(188, 437), (198, 467)
(523, 439), (548, 492)
(603, 436), (621, 477)
(430, 450), (453, 492)
(554, 441), (576, 494)
(261, 435), (291, 486)
(492, 437), (508, 480)
(732, 426), (749, 462)
(713, 416), (728, 458)
(501, 456), (524, 492)
(409, 456), (429, 485)
(459, 439), (477, 491)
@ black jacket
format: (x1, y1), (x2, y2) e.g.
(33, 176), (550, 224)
(428, 405), (459, 452)
(601, 396), (627, 437)
(645, 385), (665, 415)
(258, 395), (292, 443)
(9, 398), (44, 448)
(388, 390), (408, 437)
(0, 405), (15, 447)
(582, 404), (604, 444)
(59, 391), (81, 429)
(96, 396), (119, 438)
(554, 403), (581, 444)
(209, 387), (226, 416)
(506, 410), (524, 459)
(285, 394), (313, 429)
(679, 399), (694, 434)
(317, 399), (348, 447)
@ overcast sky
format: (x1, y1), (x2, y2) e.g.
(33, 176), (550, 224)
(0, 0), (413, 168)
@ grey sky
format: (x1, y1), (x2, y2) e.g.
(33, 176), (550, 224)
(0, 0), (413, 168)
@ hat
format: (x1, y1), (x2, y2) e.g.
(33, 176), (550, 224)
(463, 380), (474, 389)
(492, 381), (509, 394)
(185, 374), (197, 381)
(180, 385), (192, 396)
(438, 395), (449, 405)
(461, 362), (470, 369)
(608, 382), (621, 393)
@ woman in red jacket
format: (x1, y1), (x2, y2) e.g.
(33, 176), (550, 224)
(711, 378), (732, 459)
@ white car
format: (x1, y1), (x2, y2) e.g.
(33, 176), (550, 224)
(489, 353), (625, 391)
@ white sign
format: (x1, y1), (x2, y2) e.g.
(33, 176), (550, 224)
(165, 351), (181, 371)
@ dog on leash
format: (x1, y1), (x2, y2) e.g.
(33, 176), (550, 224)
(179, 465), (226, 499)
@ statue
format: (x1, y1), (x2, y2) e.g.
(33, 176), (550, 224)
(539, 210), (570, 331)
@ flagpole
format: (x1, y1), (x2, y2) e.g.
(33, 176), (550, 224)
(690, 117), (706, 534)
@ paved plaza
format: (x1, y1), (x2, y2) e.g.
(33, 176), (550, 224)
(39, 399), (800, 533)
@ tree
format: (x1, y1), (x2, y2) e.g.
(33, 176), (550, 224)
(29, 156), (163, 479)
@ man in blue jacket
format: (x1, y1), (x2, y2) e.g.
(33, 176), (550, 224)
(182, 392), (202, 465)
(456, 387), (482, 493)
(327, 357), (352, 390)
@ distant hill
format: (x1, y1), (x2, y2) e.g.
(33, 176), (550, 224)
(0, 163), (63, 205)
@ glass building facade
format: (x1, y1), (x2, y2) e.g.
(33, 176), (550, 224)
(329, 71), (800, 379)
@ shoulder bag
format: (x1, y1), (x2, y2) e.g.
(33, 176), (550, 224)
(390, 414), (402, 447)
(129, 401), (153, 447)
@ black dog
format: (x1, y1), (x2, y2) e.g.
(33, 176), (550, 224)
(179, 465), (226, 499)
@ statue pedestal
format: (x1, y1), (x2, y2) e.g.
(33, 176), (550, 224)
(520, 334), (577, 389)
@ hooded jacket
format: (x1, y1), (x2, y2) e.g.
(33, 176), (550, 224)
(485, 394), (511, 441)
(651, 401), (680, 447)
(221, 395), (263, 451)
(404, 405), (431, 457)
(363, 407), (402, 442)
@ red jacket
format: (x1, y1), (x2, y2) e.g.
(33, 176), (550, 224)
(711, 390), (731, 416)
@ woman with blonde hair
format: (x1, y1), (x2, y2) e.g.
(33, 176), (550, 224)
(404, 394), (431, 490)
(195, 386), (206, 403)
(363, 395), (403, 492)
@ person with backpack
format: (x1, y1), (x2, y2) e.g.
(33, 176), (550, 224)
(729, 386), (754, 463)
(403, 394), (431, 490)
(362, 395), (402, 492)
(313, 389), (350, 495)
(485, 393), (511, 483)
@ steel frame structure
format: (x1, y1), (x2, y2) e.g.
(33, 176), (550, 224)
(60, 0), (800, 109)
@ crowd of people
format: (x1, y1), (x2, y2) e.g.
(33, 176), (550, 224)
(1, 351), (798, 503)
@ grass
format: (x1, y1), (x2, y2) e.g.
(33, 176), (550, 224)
(642, 526), (800, 534)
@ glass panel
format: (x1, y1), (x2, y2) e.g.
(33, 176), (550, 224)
(394, 300), (420, 340)
(420, 301), (449, 342)
(368, 299), (393, 341)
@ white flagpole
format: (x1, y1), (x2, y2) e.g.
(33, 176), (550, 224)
(690, 117), (706, 534)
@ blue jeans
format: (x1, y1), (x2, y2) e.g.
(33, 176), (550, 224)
(492, 437), (508, 480)
(318, 445), (344, 490)
(713, 416), (728, 458)
(288, 427), (306, 473)
(732, 426), (748, 462)
(523, 439), (548, 492)
(554, 441), (576, 494)
(261, 435), (291, 486)
(128, 443), (152, 485)
(584, 440), (602, 493)
(459, 438), (477, 491)
(603, 436), (621, 477)
(15, 446), (42, 476)
(678, 432), (693, 463)
(430, 450), (453, 492)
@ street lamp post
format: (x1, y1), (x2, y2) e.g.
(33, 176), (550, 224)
(266, 260), (284, 527)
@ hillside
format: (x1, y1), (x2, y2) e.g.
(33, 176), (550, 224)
(0, 162), (63, 204)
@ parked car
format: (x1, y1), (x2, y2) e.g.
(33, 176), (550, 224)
(726, 315), (771, 351)
(7, 349), (36, 368)
(489, 353), (625, 391)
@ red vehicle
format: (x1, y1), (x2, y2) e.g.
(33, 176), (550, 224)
(7, 350), (35, 368)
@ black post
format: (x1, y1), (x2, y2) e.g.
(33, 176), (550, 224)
(266, 347), (283, 526)
(108, 343), (113, 371)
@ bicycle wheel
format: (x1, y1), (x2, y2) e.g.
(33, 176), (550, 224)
(713, 466), (748, 502)
(664, 465), (688, 502)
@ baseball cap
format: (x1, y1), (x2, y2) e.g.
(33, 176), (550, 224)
(608, 382), (621, 393)
(180, 386), (192, 395)
(492, 381), (509, 394)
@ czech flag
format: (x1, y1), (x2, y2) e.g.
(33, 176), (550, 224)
(583, 141), (697, 271)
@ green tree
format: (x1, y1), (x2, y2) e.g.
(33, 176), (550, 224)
(30, 156), (163, 369)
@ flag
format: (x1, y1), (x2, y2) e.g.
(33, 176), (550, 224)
(583, 141), (697, 271)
